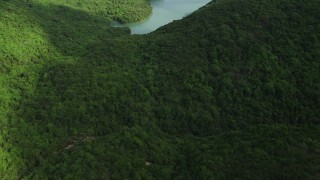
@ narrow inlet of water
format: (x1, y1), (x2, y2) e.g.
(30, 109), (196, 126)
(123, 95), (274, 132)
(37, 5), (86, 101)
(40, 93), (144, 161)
(111, 0), (211, 34)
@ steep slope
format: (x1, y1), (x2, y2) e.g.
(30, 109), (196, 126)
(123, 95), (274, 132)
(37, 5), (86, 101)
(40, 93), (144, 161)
(144, 0), (320, 134)
(0, 0), (319, 179)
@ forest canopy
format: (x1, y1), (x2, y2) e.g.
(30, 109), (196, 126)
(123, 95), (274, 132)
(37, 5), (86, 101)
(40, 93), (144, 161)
(0, 0), (319, 179)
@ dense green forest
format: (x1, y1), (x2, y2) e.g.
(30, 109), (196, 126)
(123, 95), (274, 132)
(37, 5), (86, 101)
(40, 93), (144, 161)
(0, 0), (319, 179)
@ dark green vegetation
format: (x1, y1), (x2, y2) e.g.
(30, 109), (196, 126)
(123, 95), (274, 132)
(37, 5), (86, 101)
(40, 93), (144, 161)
(1, 0), (320, 179)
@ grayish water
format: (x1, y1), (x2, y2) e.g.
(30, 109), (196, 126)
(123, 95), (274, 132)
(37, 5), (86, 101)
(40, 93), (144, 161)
(111, 0), (211, 34)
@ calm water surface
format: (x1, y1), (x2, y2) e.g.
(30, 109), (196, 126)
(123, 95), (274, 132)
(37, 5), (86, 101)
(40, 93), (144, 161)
(112, 0), (211, 34)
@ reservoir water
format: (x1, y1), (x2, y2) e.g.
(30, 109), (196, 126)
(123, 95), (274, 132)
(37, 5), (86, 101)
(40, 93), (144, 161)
(112, 0), (211, 34)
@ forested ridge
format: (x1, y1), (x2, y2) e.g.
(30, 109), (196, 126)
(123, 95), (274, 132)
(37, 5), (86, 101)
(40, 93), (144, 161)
(0, 0), (319, 179)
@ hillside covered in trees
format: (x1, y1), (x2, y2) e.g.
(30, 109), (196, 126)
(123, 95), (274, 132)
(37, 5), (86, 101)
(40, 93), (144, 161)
(0, 0), (319, 179)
